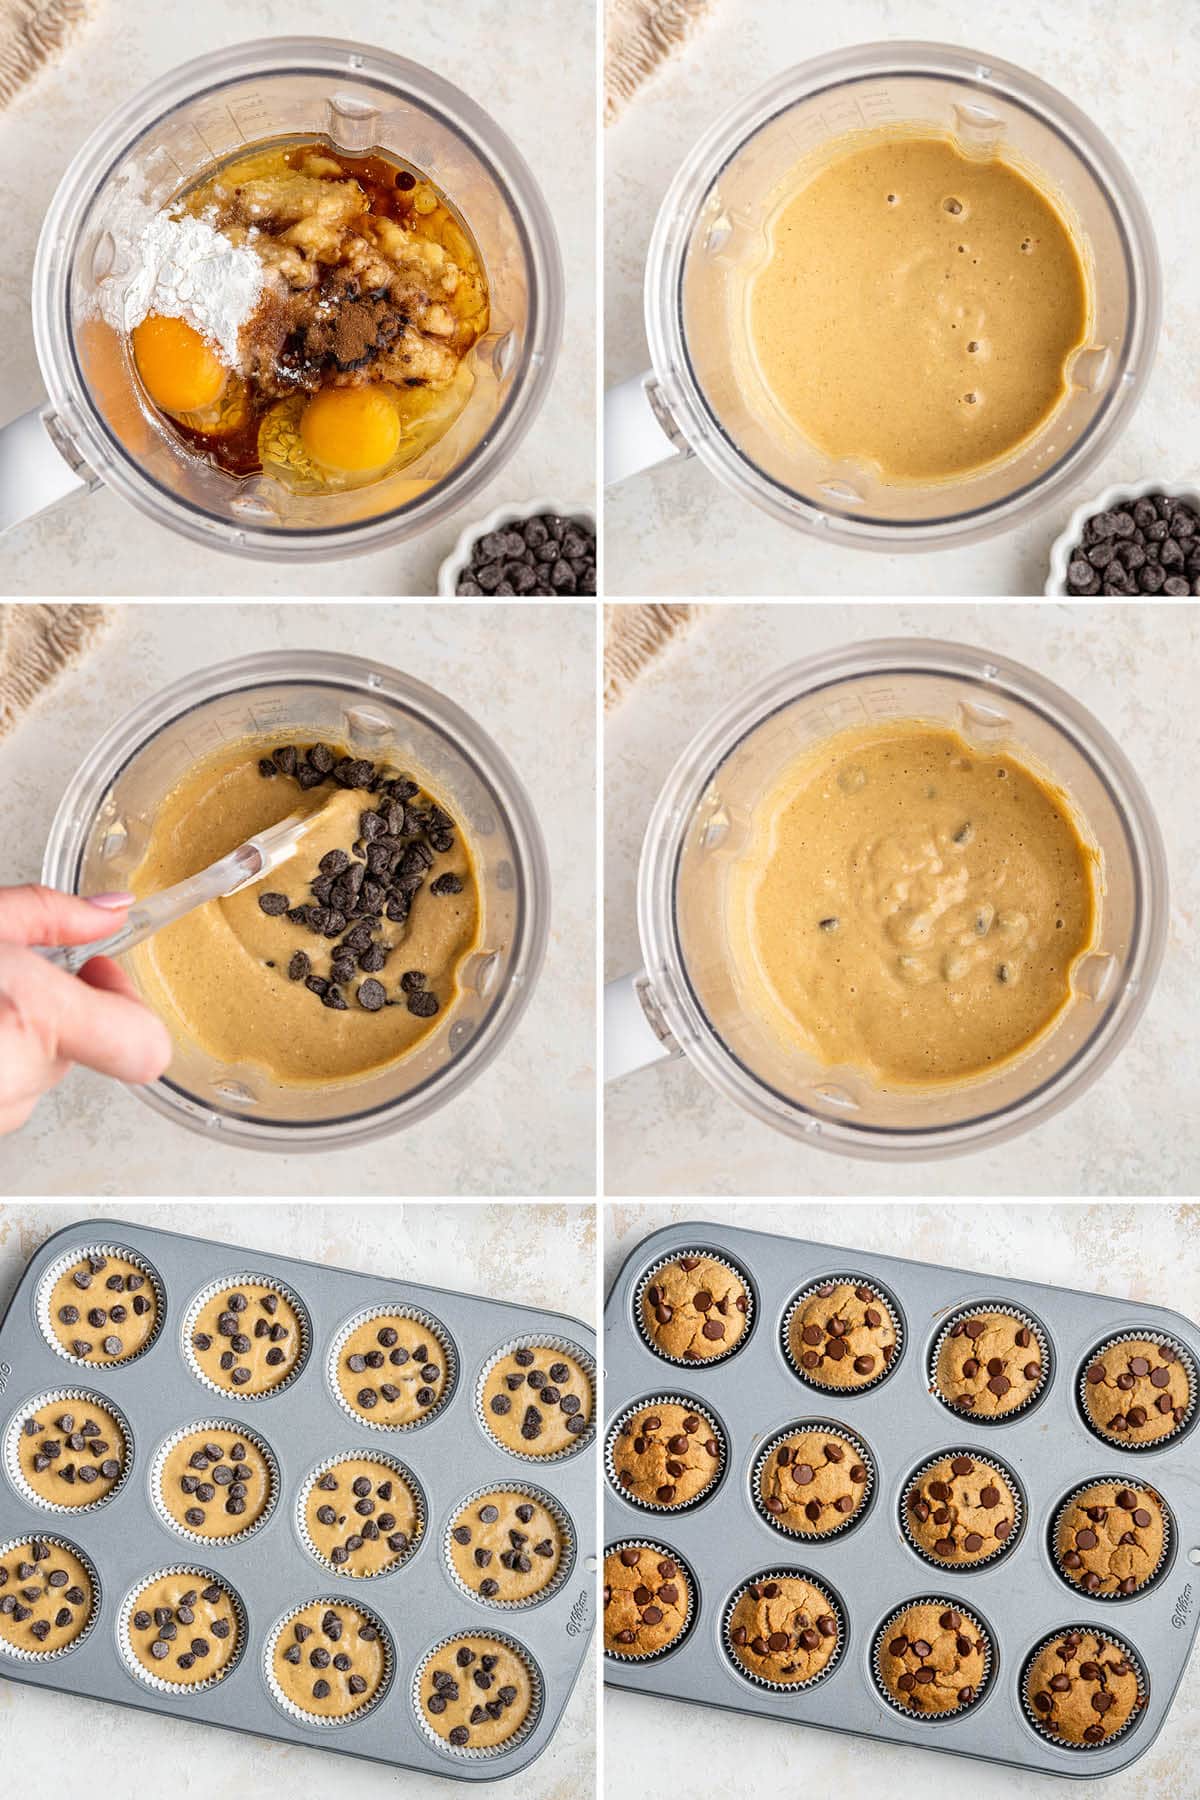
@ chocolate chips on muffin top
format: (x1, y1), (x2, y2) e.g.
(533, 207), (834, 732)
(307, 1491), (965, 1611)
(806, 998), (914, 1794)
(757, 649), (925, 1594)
(641, 1256), (750, 1363)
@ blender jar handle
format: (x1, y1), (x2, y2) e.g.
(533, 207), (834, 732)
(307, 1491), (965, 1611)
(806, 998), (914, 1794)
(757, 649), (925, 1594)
(605, 969), (680, 1081)
(604, 371), (691, 485)
(0, 406), (95, 535)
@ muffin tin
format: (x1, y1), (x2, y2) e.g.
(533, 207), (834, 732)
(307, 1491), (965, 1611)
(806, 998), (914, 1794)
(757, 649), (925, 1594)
(0, 1219), (595, 1779)
(604, 1222), (1200, 1778)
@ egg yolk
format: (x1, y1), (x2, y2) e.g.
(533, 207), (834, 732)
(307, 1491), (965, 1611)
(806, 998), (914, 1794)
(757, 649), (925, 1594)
(132, 314), (228, 415)
(300, 386), (402, 475)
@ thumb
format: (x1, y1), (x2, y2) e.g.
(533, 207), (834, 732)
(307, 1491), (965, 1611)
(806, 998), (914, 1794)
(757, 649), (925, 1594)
(0, 945), (171, 1086)
(0, 884), (134, 948)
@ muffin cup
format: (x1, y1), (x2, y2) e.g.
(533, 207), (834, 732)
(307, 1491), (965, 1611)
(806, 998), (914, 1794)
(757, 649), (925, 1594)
(0, 1532), (100, 1662)
(297, 1449), (426, 1578)
(634, 1248), (755, 1369)
(118, 1563), (246, 1695)
(476, 1334), (596, 1462)
(781, 1273), (904, 1396)
(1021, 1624), (1149, 1751)
(1077, 1330), (1198, 1452)
(443, 1481), (574, 1609)
(1049, 1476), (1173, 1601)
(899, 1448), (1025, 1573)
(604, 1538), (697, 1663)
(871, 1595), (995, 1723)
(720, 1567), (847, 1694)
(150, 1418), (279, 1548)
(412, 1628), (543, 1758)
(263, 1595), (393, 1728)
(751, 1420), (875, 1542)
(4, 1386), (135, 1516)
(605, 1393), (726, 1515)
(36, 1241), (165, 1369)
(327, 1303), (457, 1433)
(929, 1302), (1051, 1425)
(182, 1271), (311, 1403)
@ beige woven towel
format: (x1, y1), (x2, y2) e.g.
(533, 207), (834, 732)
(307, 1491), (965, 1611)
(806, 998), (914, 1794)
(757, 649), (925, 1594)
(605, 602), (696, 709)
(606, 0), (714, 123)
(0, 603), (109, 740)
(0, 0), (91, 106)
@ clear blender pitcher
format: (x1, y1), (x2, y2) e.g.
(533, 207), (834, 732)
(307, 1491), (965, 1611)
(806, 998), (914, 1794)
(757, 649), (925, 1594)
(42, 651), (550, 1151)
(605, 640), (1168, 1160)
(606, 43), (1161, 552)
(0, 38), (562, 561)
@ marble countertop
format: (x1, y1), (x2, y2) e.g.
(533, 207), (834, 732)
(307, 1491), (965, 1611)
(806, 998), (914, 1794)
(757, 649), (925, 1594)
(0, 602), (595, 1195)
(604, 0), (1200, 595)
(604, 602), (1199, 1196)
(604, 1201), (1200, 1799)
(0, 0), (593, 596)
(0, 1201), (595, 1798)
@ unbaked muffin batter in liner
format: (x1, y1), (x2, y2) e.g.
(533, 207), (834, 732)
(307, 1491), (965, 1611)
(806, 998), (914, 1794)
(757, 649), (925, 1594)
(412, 1628), (543, 1758)
(36, 1241), (165, 1369)
(182, 1270), (311, 1401)
(476, 1334), (596, 1462)
(443, 1480), (574, 1609)
(327, 1302), (457, 1432)
(4, 1386), (135, 1516)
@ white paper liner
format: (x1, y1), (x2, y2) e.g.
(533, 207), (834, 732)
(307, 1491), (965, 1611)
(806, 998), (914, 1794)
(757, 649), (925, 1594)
(263, 1594), (394, 1729)
(1021, 1623), (1149, 1751)
(751, 1419), (875, 1542)
(899, 1448), (1025, 1573)
(118, 1562), (246, 1695)
(443, 1481), (574, 1610)
(4, 1386), (134, 1516)
(720, 1566), (846, 1693)
(781, 1273), (904, 1397)
(181, 1271), (311, 1403)
(871, 1595), (995, 1723)
(605, 1393), (725, 1515)
(1077, 1329), (1198, 1453)
(604, 1538), (697, 1663)
(149, 1418), (279, 1548)
(929, 1301), (1051, 1425)
(327, 1302), (457, 1433)
(297, 1449), (426, 1578)
(36, 1241), (165, 1370)
(0, 1532), (100, 1662)
(633, 1248), (755, 1369)
(1050, 1475), (1173, 1601)
(412, 1627), (543, 1758)
(476, 1334), (596, 1462)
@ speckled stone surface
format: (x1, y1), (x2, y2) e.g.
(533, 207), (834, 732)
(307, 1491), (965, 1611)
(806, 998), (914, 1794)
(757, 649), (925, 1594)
(0, 602), (595, 1195)
(604, 602), (1199, 1196)
(604, 1201), (1200, 1799)
(0, 1201), (595, 1798)
(0, 0), (593, 597)
(604, 0), (1200, 595)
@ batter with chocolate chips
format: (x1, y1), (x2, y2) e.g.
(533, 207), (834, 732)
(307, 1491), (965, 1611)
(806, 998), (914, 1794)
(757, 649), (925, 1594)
(482, 1345), (593, 1456)
(449, 1491), (564, 1602)
(757, 1429), (870, 1535)
(1025, 1629), (1143, 1744)
(272, 1600), (387, 1718)
(304, 1457), (421, 1573)
(159, 1429), (273, 1538)
(17, 1397), (126, 1507)
(0, 1539), (93, 1654)
(904, 1454), (1017, 1565)
(190, 1281), (303, 1395)
(878, 1602), (989, 1715)
(1082, 1336), (1192, 1445)
(727, 1575), (840, 1687)
(611, 1402), (721, 1509)
(1055, 1481), (1165, 1597)
(935, 1309), (1045, 1417)
(419, 1636), (535, 1750)
(46, 1251), (157, 1363)
(336, 1314), (449, 1426)
(640, 1255), (750, 1362)
(604, 1545), (690, 1657)
(126, 1574), (240, 1686)
(787, 1280), (898, 1389)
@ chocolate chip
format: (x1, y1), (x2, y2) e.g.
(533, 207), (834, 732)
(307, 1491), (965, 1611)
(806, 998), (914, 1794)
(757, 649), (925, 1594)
(407, 989), (439, 1018)
(258, 892), (289, 916)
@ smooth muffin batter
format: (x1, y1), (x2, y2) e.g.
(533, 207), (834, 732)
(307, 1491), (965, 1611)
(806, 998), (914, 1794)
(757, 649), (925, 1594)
(935, 1310), (1045, 1417)
(905, 1454), (1018, 1565)
(1055, 1481), (1166, 1597)
(482, 1345), (593, 1456)
(126, 1573), (240, 1686)
(604, 1545), (690, 1657)
(0, 1539), (93, 1654)
(1083, 1336), (1192, 1445)
(611, 1402), (722, 1509)
(727, 1575), (840, 1687)
(758, 1429), (871, 1535)
(128, 739), (479, 1088)
(46, 1251), (157, 1363)
(640, 1255), (750, 1362)
(17, 1397), (126, 1507)
(787, 1280), (898, 1389)
(305, 1457), (421, 1573)
(419, 1635), (534, 1750)
(336, 1314), (450, 1427)
(449, 1491), (564, 1603)
(159, 1428), (273, 1538)
(747, 130), (1091, 483)
(732, 722), (1098, 1088)
(272, 1600), (387, 1718)
(1026, 1629), (1143, 1744)
(878, 1602), (989, 1715)
(190, 1281), (303, 1395)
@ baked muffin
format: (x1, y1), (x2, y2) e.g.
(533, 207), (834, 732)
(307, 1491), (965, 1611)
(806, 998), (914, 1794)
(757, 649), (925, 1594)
(904, 1454), (1018, 1565)
(609, 1402), (721, 1509)
(726, 1575), (840, 1686)
(1082, 1337), (1191, 1446)
(756, 1429), (871, 1535)
(1055, 1482), (1166, 1597)
(640, 1255), (750, 1362)
(1025, 1629), (1143, 1745)
(786, 1280), (898, 1390)
(934, 1310), (1044, 1418)
(604, 1545), (690, 1657)
(877, 1602), (989, 1715)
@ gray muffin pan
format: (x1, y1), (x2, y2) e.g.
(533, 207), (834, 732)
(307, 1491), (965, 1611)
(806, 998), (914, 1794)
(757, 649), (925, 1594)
(604, 1221), (1200, 1779)
(0, 1218), (595, 1779)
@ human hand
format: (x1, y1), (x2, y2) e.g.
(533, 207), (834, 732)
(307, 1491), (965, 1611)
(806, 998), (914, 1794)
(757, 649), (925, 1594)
(0, 885), (172, 1136)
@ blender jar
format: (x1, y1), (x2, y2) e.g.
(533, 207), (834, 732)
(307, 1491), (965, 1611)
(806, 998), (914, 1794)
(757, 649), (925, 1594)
(42, 651), (550, 1150)
(607, 640), (1168, 1160)
(0, 38), (562, 560)
(606, 42), (1161, 552)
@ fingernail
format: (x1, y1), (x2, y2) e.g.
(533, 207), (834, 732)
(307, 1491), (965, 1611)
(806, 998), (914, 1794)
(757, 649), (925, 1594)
(87, 891), (136, 910)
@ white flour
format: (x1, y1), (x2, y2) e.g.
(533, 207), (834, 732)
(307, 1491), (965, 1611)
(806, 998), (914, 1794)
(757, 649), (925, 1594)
(109, 210), (265, 365)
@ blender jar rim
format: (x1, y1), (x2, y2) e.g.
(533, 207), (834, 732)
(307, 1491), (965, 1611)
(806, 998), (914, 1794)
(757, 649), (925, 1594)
(41, 647), (552, 1151)
(635, 636), (1169, 1161)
